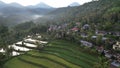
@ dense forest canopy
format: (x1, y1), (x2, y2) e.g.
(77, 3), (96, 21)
(36, 0), (120, 31)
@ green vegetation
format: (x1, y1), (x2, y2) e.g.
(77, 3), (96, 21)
(19, 55), (64, 68)
(38, 0), (120, 31)
(3, 57), (41, 68)
(94, 57), (110, 68)
(0, 21), (49, 67)
(1, 0), (120, 68)
(3, 40), (98, 68)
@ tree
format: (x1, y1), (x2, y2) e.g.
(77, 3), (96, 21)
(0, 52), (5, 68)
(94, 56), (110, 68)
(0, 25), (10, 58)
(96, 35), (102, 46)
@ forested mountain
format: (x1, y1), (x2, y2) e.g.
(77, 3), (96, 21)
(36, 0), (120, 31)
(0, 1), (55, 26)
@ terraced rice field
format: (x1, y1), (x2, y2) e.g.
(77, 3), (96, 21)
(4, 40), (98, 68)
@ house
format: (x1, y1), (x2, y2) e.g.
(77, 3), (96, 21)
(71, 27), (79, 32)
(48, 27), (52, 31)
(102, 37), (108, 40)
(48, 25), (58, 31)
(105, 53), (112, 58)
(113, 32), (120, 36)
(95, 30), (107, 36)
(61, 23), (68, 28)
(113, 41), (120, 50)
(76, 22), (81, 25)
(96, 46), (104, 52)
(81, 33), (88, 38)
(111, 60), (120, 68)
(92, 36), (97, 39)
(91, 36), (107, 41)
(80, 40), (93, 47)
(110, 53), (120, 68)
(82, 24), (90, 30)
(107, 31), (120, 37)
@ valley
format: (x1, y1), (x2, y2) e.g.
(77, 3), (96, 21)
(0, 0), (120, 68)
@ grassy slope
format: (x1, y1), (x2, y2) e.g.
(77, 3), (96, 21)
(27, 51), (80, 68)
(3, 57), (40, 68)
(4, 40), (98, 68)
(19, 55), (64, 68)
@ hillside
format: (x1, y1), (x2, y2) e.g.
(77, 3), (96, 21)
(36, 0), (120, 31)
(3, 40), (98, 68)
(0, 0), (120, 68)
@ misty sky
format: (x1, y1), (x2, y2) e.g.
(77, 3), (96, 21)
(1, 0), (92, 7)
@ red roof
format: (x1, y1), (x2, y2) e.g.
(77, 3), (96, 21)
(71, 27), (79, 31)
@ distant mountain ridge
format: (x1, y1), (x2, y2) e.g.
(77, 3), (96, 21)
(0, 1), (54, 15)
(0, 1), (53, 9)
(0, 1), (5, 4)
(35, 2), (52, 8)
(69, 2), (80, 7)
(26, 2), (52, 9)
(0, 1), (6, 8)
(0, 1), (55, 26)
(8, 2), (24, 8)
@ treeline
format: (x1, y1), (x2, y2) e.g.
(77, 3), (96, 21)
(37, 0), (120, 31)
(0, 21), (48, 67)
(0, 21), (48, 48)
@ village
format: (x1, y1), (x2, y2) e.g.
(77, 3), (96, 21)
(0, 21), (119, 68)
(47, 22), (120, 68)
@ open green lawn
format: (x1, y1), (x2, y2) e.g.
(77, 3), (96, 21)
(3, 40), (98, 68)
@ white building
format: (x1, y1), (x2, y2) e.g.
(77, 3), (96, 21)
(80, 40), (93, 47)
(113, 41), (120, 50)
